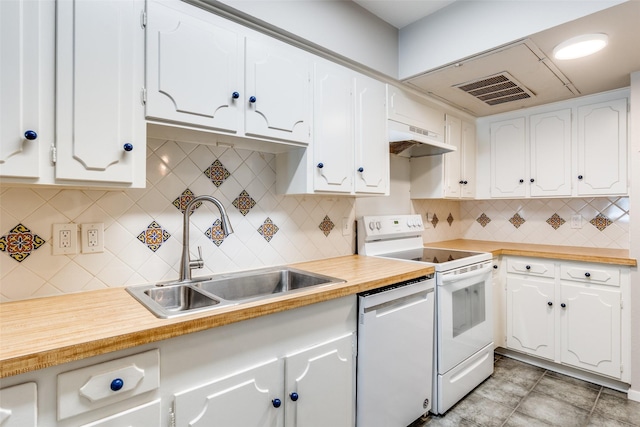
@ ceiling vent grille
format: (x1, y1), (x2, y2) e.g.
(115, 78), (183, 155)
(454, 72), (535, 106)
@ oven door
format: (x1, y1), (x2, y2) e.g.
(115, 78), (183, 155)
(437, 261), (493, 374)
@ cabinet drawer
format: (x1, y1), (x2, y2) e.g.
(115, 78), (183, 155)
(0, 382), (37, 427)
(560, 263), (620, 287)
(79, 399), (161, 427)
(506, 258), (555, 278)
(58, 349), (159, 420)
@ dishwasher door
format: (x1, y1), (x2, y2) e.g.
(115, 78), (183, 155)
(356, 277), (435, 427)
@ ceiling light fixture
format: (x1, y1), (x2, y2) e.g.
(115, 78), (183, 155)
(553, 33), (608, 60)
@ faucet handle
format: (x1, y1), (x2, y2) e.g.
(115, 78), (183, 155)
(189, 246), (204, 271)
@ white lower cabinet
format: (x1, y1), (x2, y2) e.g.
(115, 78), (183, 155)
(504, 257), (630, 382)
(0, 382), (37, 427)
(174, 333), (355, 427)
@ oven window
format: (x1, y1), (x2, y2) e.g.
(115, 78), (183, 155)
(451, 282), (486, 337)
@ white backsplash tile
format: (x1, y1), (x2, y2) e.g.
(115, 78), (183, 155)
(0, 140), (355, 302)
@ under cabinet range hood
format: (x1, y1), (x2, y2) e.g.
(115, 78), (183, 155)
(388, 120), (456, 157)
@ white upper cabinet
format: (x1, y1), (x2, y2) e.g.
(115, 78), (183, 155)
(277, 60), (388, 195)
(576, 97), (627, 196)
(145, 0), (312, 147)
(244, 37), (312, 144)
(313, 60), (354, 193)
(490, 117), (527, 198)
(354, 74), (388, 194)
(0, 0), (53, 180)
(529, 109), (572, 197)
(145, 0), (241, 133)
(55, 0), (146, 187)
(410, 114), (475, 199)
(485, 90), (628, 199)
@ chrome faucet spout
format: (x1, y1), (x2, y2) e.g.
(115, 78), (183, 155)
(179, 195), (233, 282)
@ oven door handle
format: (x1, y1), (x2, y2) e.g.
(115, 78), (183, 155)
(441, 263), (492, 284)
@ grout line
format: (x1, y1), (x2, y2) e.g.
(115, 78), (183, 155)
(499, 368), (548, 427)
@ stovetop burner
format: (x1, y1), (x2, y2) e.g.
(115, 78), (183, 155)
(380, 248), (485, 264)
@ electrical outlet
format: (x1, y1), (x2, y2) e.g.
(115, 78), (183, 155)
(53, 224), (78, 255)
(81, 223), (104, 253)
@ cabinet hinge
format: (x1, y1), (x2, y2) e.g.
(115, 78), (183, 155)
(141, 88), (147, 105)
(140, 10), (147, 29)
(169, 401), (176, 427)
(621, 364), (624, 373)
(50, 144), (57, 164)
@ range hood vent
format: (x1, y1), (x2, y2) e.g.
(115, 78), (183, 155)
(388, 120), (456, 157)
(454, 72), (535, 106)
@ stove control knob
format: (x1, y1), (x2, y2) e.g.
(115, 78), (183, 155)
(407, 219), (414, 227)
(375, 221), (381, 230)
(368, 221), (374, 231)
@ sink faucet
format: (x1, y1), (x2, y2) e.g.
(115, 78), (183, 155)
(179, 195), (234, 282)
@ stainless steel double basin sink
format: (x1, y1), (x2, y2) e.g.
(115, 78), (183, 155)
(126, 267), (344, 318)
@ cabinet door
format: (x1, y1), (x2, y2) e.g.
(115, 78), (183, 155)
(506, 277), (554, 360)
(576, 98), (627, 195)
(145, 0), (241, 133)
(560, 283), (621, 378)
(313, 61), (353, 193)
(490, 118), (527, 197)
(174, 358), (283, 427)
(443, 115), (462, 198)
(529, 109), (572, 197)
(0, 0), (50, 179)
(79, 400), (160, 427)
(354, 74), (388, 194)
(245, 37), (311, 144)
(55, 0), (145, 186)
(0, 383), (37, 427)
(285, 334), (355, 427)
(460, 120), (476, 198)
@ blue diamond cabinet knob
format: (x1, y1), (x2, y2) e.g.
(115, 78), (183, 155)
(24, 130), (38, 140)
(110, 378), (124, 391)
(232, 91), (240, 99)
(290, 392), (299, 401)
(272, 398), (282, 408)
(317, 163), (324, 169)
(357, 167), (364, 173)
(249, 96), (257, 103)
(123, 143), (134, 152)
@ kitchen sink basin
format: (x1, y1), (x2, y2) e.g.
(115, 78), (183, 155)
(194, 268), (342, 301)
(131, 284), (222, 318)
(126, 267), (344, 318)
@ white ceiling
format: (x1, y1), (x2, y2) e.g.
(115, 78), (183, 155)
(355, 0), (640, 117)
(353, 0), (456, 28)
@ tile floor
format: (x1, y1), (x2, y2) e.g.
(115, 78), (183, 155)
(412, 354), (640, 427)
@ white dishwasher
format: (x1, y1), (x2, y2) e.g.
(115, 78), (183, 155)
(356, 275), (435, 427)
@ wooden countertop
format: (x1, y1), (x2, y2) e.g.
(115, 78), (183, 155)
(427, 239), (637, 267)
(0, 255), (434, 379)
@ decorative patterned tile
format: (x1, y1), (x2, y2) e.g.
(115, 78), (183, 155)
(590, 213), (613, 231)
(319, 215), (335, 237)
(477, 213), (491, 227)
(431, 213), (439, 228)
(0, 224), (45, 262)
(137, 221), (171, 252)
(258, 217), (279, 242)
(205, 219), (226, 247)
(447, 213), (454, 226)
(509, 213), (526, 229)
(546, 213), (566, 230)
(204, 159), (230, 188)
(172, 189), (201, 214)
(232, 190), (256, 216)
